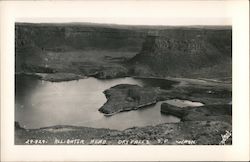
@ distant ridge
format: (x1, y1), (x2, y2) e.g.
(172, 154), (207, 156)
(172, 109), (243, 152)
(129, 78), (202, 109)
(16, 22), (232, 30)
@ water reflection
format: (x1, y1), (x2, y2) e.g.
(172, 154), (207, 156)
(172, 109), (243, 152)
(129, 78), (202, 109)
(15, 75), (180, 130)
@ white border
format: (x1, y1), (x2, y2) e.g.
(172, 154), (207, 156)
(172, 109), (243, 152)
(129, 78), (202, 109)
(1, 0), (249, 161)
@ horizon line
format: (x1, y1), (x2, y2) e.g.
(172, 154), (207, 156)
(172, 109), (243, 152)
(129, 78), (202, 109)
(15, 21), (232, 28)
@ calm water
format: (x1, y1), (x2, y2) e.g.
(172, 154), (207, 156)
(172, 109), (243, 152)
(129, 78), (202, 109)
(15, 75), (183, 130)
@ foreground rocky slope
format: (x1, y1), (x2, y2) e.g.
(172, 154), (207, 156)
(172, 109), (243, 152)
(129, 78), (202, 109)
(15, 120), (232, 145)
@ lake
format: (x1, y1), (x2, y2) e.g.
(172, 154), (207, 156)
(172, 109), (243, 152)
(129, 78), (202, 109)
(15, 75), (199, 130)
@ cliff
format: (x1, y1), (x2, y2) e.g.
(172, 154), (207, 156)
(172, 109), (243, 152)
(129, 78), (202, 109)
(15, 23), (146, 73)
(130, 28), (232, 79)
(15, 23), (147, 51)
(15, 23), (232, 80)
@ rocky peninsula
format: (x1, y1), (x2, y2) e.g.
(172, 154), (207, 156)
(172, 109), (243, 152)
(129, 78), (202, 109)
(98, 75), (231, 116)
(99, 84), (159, 115)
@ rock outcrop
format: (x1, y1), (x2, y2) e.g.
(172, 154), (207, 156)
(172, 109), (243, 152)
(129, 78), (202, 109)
(161, 103), (232, 123)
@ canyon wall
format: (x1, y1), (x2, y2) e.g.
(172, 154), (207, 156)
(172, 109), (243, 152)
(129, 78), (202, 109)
(15, 23), (232, 79)
(131, 28), (232, 79)
(15, 23), (147, 51)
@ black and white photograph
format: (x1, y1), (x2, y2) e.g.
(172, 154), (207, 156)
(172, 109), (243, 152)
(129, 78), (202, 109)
(1, 0), (249, 161)
(14, 21), (233, 145)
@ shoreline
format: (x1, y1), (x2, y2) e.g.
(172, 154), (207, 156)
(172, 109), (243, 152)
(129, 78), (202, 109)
(15, 72), (231, 85)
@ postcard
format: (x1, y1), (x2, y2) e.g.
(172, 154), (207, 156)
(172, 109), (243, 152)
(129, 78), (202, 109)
(1, 0), (249, 161)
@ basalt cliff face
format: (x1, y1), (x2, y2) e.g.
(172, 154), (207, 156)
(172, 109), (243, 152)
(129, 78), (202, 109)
(15, 23), (232, 80)
(15, 23), (147, 74)
(130, 29), (232, 79)
(15, 23), (146, 51)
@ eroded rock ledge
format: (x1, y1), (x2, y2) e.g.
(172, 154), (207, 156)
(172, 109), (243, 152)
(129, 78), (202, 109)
(161, 103), (232, 123)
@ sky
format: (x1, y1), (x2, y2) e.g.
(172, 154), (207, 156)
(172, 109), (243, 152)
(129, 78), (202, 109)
(16, 17), (231, 26)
